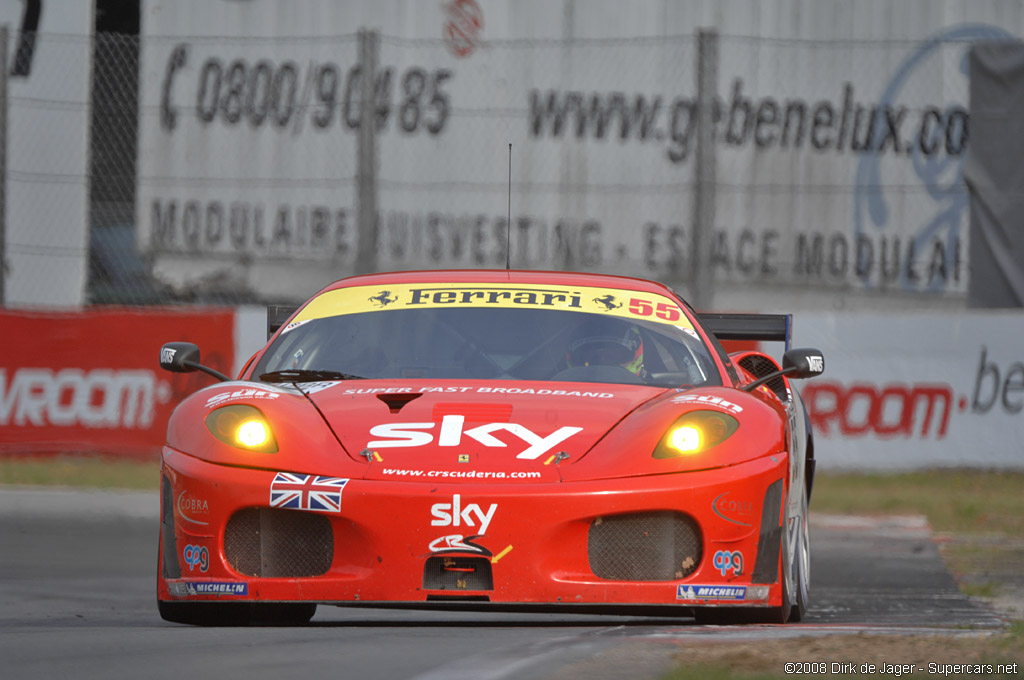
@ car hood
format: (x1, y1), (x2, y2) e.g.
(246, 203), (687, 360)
(304, 379), (666, 481)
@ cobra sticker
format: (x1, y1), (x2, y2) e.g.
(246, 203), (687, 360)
(177, 490), (210, 525)
(291, 283), (695, 329)
(711, 492), (754, 527)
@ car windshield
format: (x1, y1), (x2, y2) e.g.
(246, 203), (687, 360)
(252, 285), (722, 388)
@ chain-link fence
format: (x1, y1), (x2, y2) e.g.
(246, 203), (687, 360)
(2, 28), (93, 307)
(90, 32), (147, 303)
(0, 25), (1004, 309)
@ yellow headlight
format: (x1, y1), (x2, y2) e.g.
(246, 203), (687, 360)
(205, 404), (278, 453)
(236, 419), (270, 448)
(668, 425), (702, 453)
(653, 410), (739, 458)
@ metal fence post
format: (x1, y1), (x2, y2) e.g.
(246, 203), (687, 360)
(0, 26), (7, 305)
(691, 29), (718, 311)
(355, 28), (379, 276)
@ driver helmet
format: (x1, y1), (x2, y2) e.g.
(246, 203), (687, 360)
(567, 317), (645, 376)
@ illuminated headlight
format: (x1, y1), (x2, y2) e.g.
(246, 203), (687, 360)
(668, 425), (701, 452)
(204, 404), (278, 453)
(653, 410), (739, 458)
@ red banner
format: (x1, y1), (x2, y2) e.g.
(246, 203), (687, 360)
(0, 307), (235, 457)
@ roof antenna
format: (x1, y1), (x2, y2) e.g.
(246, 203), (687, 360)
(506, 142), (512, 271)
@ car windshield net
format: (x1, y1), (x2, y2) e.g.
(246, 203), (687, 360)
(253, 306), (722, 388)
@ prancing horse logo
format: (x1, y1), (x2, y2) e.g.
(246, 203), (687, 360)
(593, 294), (621, 311)
(369, 290), (398, 307)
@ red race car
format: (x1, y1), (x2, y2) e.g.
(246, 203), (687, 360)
(157, 270), (824, 625)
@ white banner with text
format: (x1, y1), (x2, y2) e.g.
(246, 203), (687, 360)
(794, 311), (1024, 470)
(136, 0), (1024, 303)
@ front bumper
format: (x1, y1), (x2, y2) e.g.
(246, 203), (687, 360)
(158, 447), (789, 609)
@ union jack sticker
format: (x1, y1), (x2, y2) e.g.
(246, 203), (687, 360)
(269, 472), (349, 513)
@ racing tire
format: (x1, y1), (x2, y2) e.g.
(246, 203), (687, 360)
(767, 488), (796, 624)
(158, 600), (317, 626)
(788, 490), (810, 622)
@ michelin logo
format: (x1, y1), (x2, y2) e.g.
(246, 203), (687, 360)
(677, 584), (747, 600)
(169, 581), (248, 596)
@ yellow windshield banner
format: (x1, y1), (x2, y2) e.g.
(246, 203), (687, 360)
(289, 283), (694, 329)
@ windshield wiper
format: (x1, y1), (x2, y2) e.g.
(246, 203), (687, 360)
(259, 369), (365, 382)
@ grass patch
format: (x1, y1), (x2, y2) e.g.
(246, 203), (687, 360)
(661, 665), (782, 680)
(997, 622), (1024, 653)
(658, 623), (1024, 680)
(658, 633), (1024, 680)
(0, 454), (160, 490)
(811, 469), (1024, 538)
(962, 581), (1001, 599)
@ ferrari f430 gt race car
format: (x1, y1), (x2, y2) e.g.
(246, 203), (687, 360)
(157, 270), (824, 625)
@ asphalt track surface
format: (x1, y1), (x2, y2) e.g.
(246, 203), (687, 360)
(0, 487), (1004, 680)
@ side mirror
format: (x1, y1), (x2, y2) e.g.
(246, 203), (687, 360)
(781, 348), (825, 380)
(159, 342), (231, 382)
(742, 347), (824, 392)
(160, 342), (201, 373)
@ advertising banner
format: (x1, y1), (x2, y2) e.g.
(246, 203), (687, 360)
(794, 311), (1024, 470)
(0, 308), (235, 456)
(137, 0), (1024, 304)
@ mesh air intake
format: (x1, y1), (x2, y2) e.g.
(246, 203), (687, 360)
(224, 507), (333, 577)
(588, 511), (702, 581)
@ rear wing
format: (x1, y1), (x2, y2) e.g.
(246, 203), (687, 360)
(697, 313), (792, 351)
(267, 305), (300, 340)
